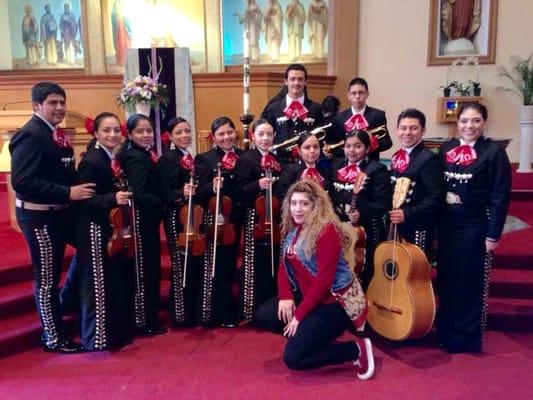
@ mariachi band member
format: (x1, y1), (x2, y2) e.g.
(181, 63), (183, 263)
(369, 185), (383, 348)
(116, 114), (166, 335)
(195, 116), (243, 327)
(234, 119), (283, 322)
(76, 112), (134, 350)
(330, 130), (392, 288)
(437, 102), (511, 353)
(327, 77), (392, 160)
(389, 108), (445, 258)
(261, 63), (323, 163)
(158, 117), (202, 327)
(277, 131), (332, 198)
(10, 81), (95, 353)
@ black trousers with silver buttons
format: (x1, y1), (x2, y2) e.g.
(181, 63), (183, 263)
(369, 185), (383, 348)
(16, 207), (72, 347)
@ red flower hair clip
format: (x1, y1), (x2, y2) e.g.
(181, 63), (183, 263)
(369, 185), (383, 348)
(85, 117), (95, 136)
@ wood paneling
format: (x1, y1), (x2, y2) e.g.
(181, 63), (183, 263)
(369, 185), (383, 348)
(0, 72), (336, 152)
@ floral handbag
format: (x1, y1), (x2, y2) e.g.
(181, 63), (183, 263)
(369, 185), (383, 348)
(332, 273), (368, 331)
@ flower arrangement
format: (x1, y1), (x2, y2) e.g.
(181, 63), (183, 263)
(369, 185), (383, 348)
(117, 75), (169, 110)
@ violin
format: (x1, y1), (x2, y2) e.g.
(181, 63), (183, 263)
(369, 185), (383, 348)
(253, 160), (281, 245)
(208, 162), (237, 279)
(177, 172), (206, 256)
(366, 177), (436, 341)
(107, 179), (135, 260)
(254, 159), (281, 278)
(208, 166), (237, 246)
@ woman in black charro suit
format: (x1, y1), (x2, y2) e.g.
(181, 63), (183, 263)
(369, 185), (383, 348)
(158, 117), (203, 326)
(116, 114), (165, 335)
(76, 112), (134, 350)
(437, 102), (511, 353)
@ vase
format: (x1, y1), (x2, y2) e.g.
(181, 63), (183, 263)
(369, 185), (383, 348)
(135, 102), (151, 117)
(443, 88), (451, 97)
(517, 105), (533, 173)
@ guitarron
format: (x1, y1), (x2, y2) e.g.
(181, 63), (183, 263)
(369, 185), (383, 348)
(366, 177), (436, 340)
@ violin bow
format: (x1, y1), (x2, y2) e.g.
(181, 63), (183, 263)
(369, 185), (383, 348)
(266, 168), (275, 278)
(211, 163), (223, 279)
(182, 171), (195, 288)
(129, 188), (142, 316)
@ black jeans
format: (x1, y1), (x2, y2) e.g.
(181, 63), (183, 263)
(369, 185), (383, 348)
(254, 296), (359, 370)
(16, 207), (72, 347)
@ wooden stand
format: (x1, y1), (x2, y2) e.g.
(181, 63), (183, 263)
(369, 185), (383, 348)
(436, 96), (483, 137)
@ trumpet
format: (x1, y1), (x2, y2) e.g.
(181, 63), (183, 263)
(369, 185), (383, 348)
(325, 124), (388, 152)
(271, 123), (332, 152)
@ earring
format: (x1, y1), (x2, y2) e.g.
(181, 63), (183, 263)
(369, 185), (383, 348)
(170, 142), (176, 150)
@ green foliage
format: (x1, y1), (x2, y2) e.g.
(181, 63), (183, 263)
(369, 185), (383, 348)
(499, 55), (533, 105)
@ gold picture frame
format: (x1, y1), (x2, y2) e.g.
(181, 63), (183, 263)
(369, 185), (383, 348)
(427, 0), (498, 66)
(1, 0), (87, 71)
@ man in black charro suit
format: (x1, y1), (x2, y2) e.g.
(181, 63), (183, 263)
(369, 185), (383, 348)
(261, 64), (323, 163)
(328, 77), (393, 160)
(10, 81), (96, 353)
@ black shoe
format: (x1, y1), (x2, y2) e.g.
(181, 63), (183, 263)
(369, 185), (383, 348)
(220, 323), (238, 328)
(136, 326), (167, 336)
(42, 339), (86, 354)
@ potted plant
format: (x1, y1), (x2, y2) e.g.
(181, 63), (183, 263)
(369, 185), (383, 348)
(440, 81), (457, 97)
(470, 81), (481, 96)
(499, 54), (533, 172)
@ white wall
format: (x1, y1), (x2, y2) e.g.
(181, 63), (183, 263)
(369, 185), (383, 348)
(357, 0), (533, 162)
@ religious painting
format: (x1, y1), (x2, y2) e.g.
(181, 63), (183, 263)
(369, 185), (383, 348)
(427, 0), (498, 66)
(100, 0), (207, 74)
(221, 0), (329, 66)
(0, 0), (85, 70)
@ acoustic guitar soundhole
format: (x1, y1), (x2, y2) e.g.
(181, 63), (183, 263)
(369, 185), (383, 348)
(383, 260), (398, 280)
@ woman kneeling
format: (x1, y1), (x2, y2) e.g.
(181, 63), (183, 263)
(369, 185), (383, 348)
(255, 179), (374, 380)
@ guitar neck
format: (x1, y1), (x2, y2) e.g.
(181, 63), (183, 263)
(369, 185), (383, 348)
(349, 192), (358, 213)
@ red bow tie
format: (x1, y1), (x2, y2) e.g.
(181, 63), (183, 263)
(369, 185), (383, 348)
(221, 151), (239, 170)
(53, 127), (72, 148)
(445, 145), (477, 166)
(336, 163), (360, 183)
(110, 158), (123, 178)
(149, 150), (159, 164)
(260, 153), (281, 172)
(179, 153), (194, 171)
(301, 167), (325, 186)
(283, 101), (309, 120)
(391, 149), (410, 173)
(344, 114), (369, 132)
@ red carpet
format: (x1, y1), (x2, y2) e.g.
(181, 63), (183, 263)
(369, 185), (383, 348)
(0, 327), (532, 400)
(1, 169), (532, 399)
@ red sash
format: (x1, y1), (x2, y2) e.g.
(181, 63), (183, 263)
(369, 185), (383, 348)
(179, 153), (194, 171)
(283, 101), (309, 120)
(53, 128), (72, 148)
(110, 159), (122, 178)
(221, 151), (239, 170)
(149, 149), (159, 164)
(301, 167), (325, 186)
(391, 149), (410, 173)
(344, 113), (369, 132)
(445, 145), (477, 166)
(336, 163), (360, 184)
(261, 153), (281, 172)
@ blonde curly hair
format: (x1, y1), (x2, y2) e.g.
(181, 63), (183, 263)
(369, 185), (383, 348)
(281, 179), (352, 259)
